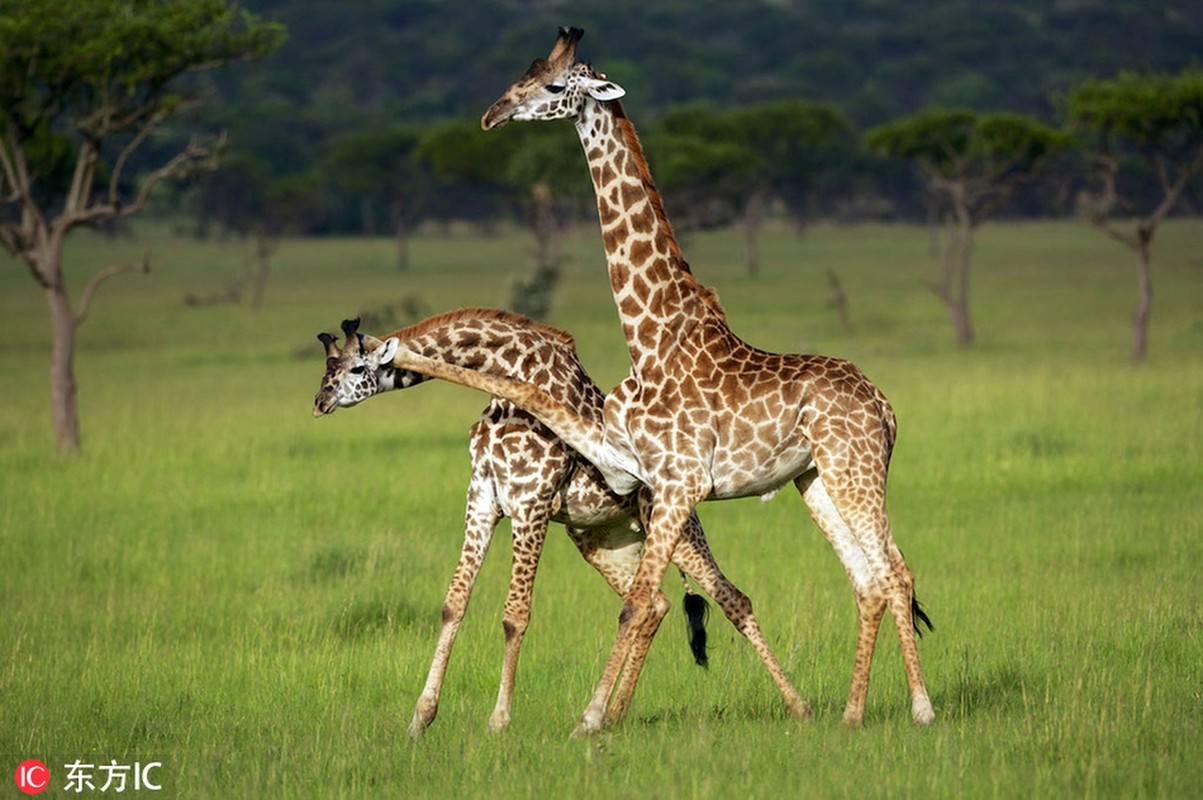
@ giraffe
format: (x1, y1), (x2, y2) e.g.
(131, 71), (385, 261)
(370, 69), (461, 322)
(313, 309), (809, 737)
(477, 27), (935, 735)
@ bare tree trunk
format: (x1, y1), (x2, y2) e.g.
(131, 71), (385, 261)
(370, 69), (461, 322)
(954, 223), (975, 347)
(45, 281), (81, 455)
(938, 215), (958, 304)
(360, 195), (376, 237)
(531, 182), (560, 272)
(391, 196), (410, 272)
(510, 182), (562, 320)
(926, 197), (942, 260)
(742, 187), (767, 277)
(933, 216), (975, 347)
(824, 268), (852, 332)
(1132, 227), (1153, 363)
(249, 233), (274, 312)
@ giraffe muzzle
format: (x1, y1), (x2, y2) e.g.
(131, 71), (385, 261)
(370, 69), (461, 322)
(313, 394), (337, 417)
(481, 100), (513, 131)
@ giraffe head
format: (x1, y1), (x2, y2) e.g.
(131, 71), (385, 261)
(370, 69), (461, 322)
(481, 26), (625, 130)
(312, 318), (400, 417)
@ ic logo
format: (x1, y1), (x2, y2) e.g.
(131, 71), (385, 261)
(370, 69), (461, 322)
(14, 760), (50, 795)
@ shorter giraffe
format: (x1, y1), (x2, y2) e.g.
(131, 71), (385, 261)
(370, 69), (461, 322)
(313, 309), (809, 737)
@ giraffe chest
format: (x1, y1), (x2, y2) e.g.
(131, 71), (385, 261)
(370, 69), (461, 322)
(707, 438), (816, 500)
(603, 374), (817, 500)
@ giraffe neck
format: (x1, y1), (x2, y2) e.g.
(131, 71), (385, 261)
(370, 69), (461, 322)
(379, 308), (603, 420)
(375, 367), (429, 395)
(575, 99), (711, 373)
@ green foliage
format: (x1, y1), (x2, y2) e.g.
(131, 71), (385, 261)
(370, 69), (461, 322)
(648, 104), (755, 194)
(1068, 67), (1203, 150)
(161, 2), (1203, 233)
(647, 100), (855, 227)
(213, 1), (1203, 125)
(1, 220), (1201, 796)
(866, 108), (1072, 184)
(418, 118), (511, 187)
(321, 126), (424, 195)
(0, 0), (285, 136)
(728, 100), (853, 176)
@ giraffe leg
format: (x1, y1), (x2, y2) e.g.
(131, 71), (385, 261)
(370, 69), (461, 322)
(666, 512), (813, 721)
(571, 494), (695, 738)
(797, 471), (934, 727)
(796, 472), (882, 727)
(885, 544), (935, 725)
(566, 523), (671, 726)
(408, 482), (501, 740)
(604, 588), (670, 724)
(844, 588), (888, 727)
(488, 509), (552, 732)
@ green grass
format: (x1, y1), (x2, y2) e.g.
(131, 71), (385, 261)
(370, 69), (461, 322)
(1, 219), (1201, 798)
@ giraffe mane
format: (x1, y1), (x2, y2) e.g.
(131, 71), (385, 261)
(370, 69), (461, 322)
(608, 103), (728, 324)
(380, 307), (579, 352)
(608, 104), (687, 269)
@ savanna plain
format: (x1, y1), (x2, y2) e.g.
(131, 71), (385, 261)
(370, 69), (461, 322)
(1, 220), (1200, 798)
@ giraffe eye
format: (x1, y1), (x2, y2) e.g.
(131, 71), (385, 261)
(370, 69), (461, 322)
(546, 83), (565, 94)
(350, 366), (367, 375)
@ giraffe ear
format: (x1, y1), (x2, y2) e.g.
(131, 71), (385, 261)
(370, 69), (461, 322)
(375, 337), (401, 367)
(585, 77), (625, 101)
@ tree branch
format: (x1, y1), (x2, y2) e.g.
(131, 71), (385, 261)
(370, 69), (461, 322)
(64, 138), (100, 215)
(123, 133), (225, 218)
(60, 132), (226, 230)
(74, 248), (152, 327)
(0, 124), (51, 284)
(1078, 154), (1140, 250)
(1146, 144), (1203, 230)
(0, 135), (18, 202)
(107, 112), (168, 205)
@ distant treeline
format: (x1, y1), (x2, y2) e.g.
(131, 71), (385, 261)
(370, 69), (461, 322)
(148, 0), (1201, 236)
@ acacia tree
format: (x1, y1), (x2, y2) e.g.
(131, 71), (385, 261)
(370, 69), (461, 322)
(419, 120), (584, 319)
(321, 125), (429, 271)
(651, 101), (852, 276)
(867, 109), (1071, 346)
(0, 0), (284, 454)
(1068, 68), (1203, 362)
(728, 100), (853, 274)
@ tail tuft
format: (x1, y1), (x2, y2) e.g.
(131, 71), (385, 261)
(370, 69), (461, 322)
(683, 591), (710, 668)
(912, 594), (934, 637)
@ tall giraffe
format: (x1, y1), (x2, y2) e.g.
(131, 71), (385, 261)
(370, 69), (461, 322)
(478, 27), (935, 734)
(313, 309), (809, 737)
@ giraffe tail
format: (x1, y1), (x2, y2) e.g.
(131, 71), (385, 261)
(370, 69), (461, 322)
(683, 588), (710, 668)
(912, 593), (934, 637)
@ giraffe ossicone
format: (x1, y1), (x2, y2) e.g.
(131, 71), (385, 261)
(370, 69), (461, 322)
(484, 27), (936, 735)
(313, 308), (811, 737)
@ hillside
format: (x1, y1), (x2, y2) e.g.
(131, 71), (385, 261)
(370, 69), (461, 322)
(225, 0), (1203, 126)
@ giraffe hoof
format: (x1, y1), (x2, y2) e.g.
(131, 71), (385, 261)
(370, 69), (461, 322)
(408, 700), (437, 741)
(570, 705), (607, 738)
(912, 700), (936, 726)
(789, 699), (814, 721)
(488, 710), (511, 733)
(569, 723), (597, 739)
(570, 717), (604, 739)
(406, 718), (428, 741)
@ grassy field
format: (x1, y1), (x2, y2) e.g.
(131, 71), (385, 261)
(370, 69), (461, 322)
(1, 219), (1201, 798)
